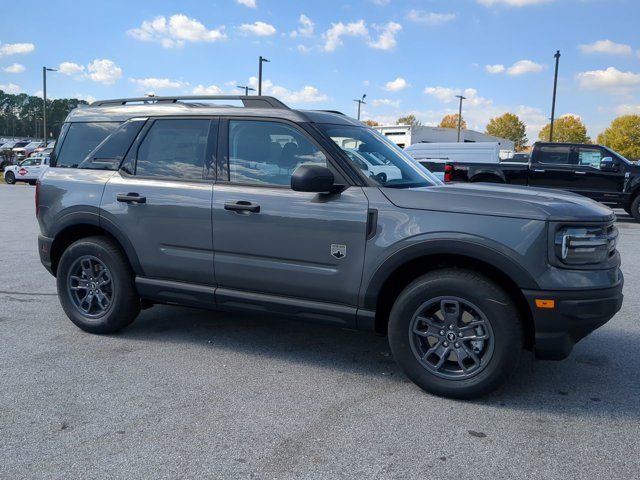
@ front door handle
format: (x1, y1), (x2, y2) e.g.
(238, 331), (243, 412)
(575, 171), (587, 175)
(117, 193), (146, 204)
(224, 200), (260, 213)
(533, 169), (546, 173)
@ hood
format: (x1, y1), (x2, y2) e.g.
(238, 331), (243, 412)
(380, 183), (615, 223)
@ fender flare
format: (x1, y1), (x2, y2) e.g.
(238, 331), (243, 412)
(361, 237), (539, 310)
(468, 167), (506, 183)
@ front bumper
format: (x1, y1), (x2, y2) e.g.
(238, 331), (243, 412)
(38, 234), (54, 275)
(523, 274), (624, 360)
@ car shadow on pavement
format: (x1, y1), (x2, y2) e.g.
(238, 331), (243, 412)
(119, 305), (640, 418)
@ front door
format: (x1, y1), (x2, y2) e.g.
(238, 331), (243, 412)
(100, 118), (218, 284)
(572, 145), (626, 204)
(212, 118), (369, 308)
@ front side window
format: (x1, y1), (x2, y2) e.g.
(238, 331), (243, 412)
(317, 124), (440, 188)
(227, 120), (327, 186)
(577, 148), (603, 169)
(135, 119), (211, 179)
(538, 146), (571, 165)
(53, 122), (120, 168)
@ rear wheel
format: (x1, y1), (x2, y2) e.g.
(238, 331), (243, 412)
(630, 196), (640, 222)
(388, 269), (523, 399)
(56, 236), (140, 334)
(4, 171), (15, 184)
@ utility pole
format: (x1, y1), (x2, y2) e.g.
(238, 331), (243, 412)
(455, 95), (466, 142)
(237, 85), (256, 96)
(43, 66), (57, 144)
(549, 50), (561, 142)
(258, 56), (270, 95)
(353, 94), (367, 120)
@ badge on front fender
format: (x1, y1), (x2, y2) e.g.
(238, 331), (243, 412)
(331, 244), (346, 259)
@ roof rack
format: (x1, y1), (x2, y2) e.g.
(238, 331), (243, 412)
(317, 110), (346, 116)
(90, 95), (290, 110)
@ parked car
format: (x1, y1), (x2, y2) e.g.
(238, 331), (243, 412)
(37, 95), (623, 399)
(444, 142), (640, 220)
(4, 156), (50, 184)
(13, 141), (44, 161)
(343, 148), (402, 182)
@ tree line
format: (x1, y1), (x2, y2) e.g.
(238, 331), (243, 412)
(364, 112), (640, 160)
(0, 90), (88, 139)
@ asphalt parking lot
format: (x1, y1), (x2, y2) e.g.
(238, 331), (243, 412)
(1, 183), (639, 480)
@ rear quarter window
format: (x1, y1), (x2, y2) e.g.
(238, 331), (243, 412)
(52, 122), (120, 168)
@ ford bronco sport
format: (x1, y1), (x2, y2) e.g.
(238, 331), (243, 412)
(36, 96), (624, 399)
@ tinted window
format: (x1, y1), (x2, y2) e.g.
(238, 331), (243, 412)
(136, 119), (211, 179)
(577, 148), (603, 169)
(228, 120), (327, 186)
(80, 120), (145, 170)
(54, 122), (120, 168)
(538, 146), (571, 165)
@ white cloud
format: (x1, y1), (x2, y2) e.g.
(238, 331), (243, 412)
(323, 20), (368, 52)
(236, 0), (256, 7)
(0, 42), (35, 57)
(74, 93), (96, 104)
(485, 64), (505, 74)
(3, 63), (24, 73)
(371, 98), (400, 107)
(506, 59), (544, 75)
(0, 83), (21, 94)
(370, 0), (390, 5)
(406, 10), (456, 26)
(192, 84), (224, 95)
(128, 14), (226, 48)
(615, 104), (640, 115)
(290, 14), (314, 38)
(247, 76), (328, 103)
(368, 22), (402, 50)
(385, 77), (408, 92)
(86, 59), (122, 84)
(58, 62), (85, 76)
(579, 39), (632, 56)
(131, 77), (188, 91)
(297, 45), (311, 54)
(424, 86), (491, 107)
(238, 21), (277, 36)
(576, 66), (640, 93)
(478, 0), (553, 6)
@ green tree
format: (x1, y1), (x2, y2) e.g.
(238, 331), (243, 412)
(396, 114), (422, 127)
(485, 113), (528, 151)
(597, 115), (640, 160)
(538, 115), (590, 143)
(439, 113), (466, 130)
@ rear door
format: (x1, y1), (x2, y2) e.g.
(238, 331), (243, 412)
(211, 118), (369, 315)
(100, 117), (218, 284)
(528, 145), (576, 189)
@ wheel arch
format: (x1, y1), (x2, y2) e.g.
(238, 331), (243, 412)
(364, 241), (537, 349)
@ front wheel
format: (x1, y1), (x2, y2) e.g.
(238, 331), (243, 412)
(56, 236), (140, 334)
(4, 171), (15, 184)
(388, 269), (523, 399)
(630, 196), (640, 222)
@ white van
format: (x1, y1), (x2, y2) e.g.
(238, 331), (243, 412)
(405, 142), (501, 180)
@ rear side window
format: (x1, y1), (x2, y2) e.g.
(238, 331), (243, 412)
(80, 120), (145, 170)
(537, 146), (571, 165)
(135, 119), (212, 180)
(53, 122), (120, 168)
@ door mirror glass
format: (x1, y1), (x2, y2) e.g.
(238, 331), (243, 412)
(291, 164), (336, 193)
(599, 157), (618, 172)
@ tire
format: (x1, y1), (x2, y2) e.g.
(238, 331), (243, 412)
(472, 175), (503, 184)
(388, 269), (523, 399)
(56, 236), (140, 334)
(4, 171), (15, 184)
(630, 196), (640, 222)
(28, 180), (37, 186)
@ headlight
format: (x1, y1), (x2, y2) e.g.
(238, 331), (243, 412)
(554, 224), (618, 265)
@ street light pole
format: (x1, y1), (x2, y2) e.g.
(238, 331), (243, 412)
(353, 94), (367, 120)
(43, 66), (57, 144)
(258, 56), (270, 95)
(455, 95), (466, 142)
(549, 50), (561, 142)
(237, 85), (256, 96)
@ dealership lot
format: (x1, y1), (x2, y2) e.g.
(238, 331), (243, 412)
(1, 183), (639, 479)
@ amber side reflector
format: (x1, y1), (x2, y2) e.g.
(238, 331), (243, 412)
(535, 299), (555, 309)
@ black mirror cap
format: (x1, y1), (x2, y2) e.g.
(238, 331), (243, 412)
(291, 164), (336, 193)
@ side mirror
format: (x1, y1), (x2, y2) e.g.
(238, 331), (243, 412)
(291, 164), (339, 193)
(599, 157), (618, 172)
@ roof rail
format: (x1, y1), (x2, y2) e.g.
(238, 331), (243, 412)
(317, 110), (346, 116)
(90, 95), (290, 109)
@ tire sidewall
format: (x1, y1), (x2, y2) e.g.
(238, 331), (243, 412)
(388, 271), (522, 399)
(631, 196), (640, 222)
(5, 172), (15, 184)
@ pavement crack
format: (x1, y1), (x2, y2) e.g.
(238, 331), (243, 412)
(0, 290), (58, 297)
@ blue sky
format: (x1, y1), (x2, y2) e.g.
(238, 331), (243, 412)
(1, 0), (639, 141)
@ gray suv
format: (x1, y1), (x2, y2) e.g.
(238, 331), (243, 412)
(36, 96), (623, 399)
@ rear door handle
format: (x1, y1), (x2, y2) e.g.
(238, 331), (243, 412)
(575, 171), (587, 175)
(224, 200), (260, 213)
(117, 193), (146, 204)
(533, 169), (546, 173)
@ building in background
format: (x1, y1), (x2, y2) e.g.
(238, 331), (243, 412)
(375, 125), (515, 152)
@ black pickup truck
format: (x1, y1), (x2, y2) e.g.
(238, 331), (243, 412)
(444, 142), (640, 220)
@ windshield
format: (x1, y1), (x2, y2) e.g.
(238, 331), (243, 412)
(318, 124), (441, 188)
